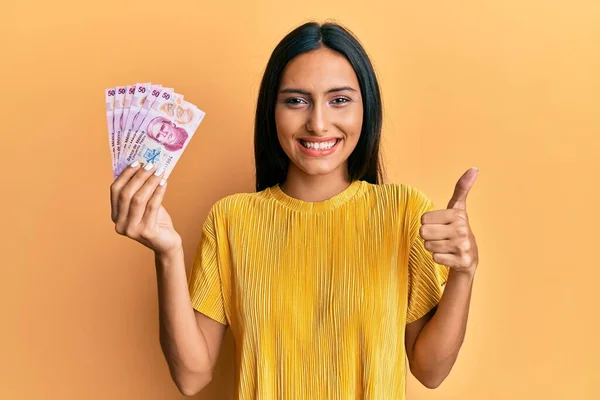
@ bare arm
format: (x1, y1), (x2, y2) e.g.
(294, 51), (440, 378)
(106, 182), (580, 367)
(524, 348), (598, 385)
(405, 168), (480, 388)
(109, 162), (226, 397)
(405, 269), (475, 389)
(155, 247), (227, 397)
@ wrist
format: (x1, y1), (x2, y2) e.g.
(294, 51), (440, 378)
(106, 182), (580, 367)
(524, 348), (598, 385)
(449, 264), (477, 281)
(155, 245), (184, 266)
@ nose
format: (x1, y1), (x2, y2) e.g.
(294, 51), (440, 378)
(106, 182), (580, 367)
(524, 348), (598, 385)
(306, 103), (329, 134)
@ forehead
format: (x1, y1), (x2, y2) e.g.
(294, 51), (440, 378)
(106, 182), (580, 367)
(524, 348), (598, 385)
(279, 47), (359, 90)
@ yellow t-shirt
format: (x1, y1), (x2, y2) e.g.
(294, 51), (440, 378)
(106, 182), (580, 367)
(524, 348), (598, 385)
(188, 180), (449, 399)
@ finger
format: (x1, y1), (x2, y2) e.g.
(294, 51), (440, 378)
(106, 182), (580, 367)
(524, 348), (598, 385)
(110, 160), (142, 222)
(421, 209), (466, 225)
(446, 167), (479, 210)
(419, 223), (456, 241)
(115, 162), (158, 233)
(144, 178), (167, 228)
(431, 252), (460, 268)
(424, 239), (454, 254)
(128, 167), (166, 225)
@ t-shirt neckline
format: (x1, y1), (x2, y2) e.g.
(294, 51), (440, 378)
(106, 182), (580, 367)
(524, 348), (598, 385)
(268, 180), (365, 213)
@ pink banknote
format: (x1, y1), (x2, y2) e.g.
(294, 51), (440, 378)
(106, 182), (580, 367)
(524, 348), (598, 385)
(127, 93), (205, 180)
(117, 86), (173, 176)
(105, 88), (116, 175)
(112, 86), (127, 171)
(121, 87), (174, 167)
(106, 83), (205, 180)
(118, 82), (154, 174)
(118, 85), (136, 163)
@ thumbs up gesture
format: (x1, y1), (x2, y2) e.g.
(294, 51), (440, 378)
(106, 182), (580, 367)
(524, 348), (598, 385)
(419, 167), (480, 275)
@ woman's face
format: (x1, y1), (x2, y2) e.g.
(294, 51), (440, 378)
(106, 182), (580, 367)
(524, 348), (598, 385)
(275, 47), (363, 180)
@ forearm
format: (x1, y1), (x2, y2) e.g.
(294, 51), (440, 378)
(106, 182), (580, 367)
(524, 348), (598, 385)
(155, 247), (212, 393)
(411, 268), (475, 387)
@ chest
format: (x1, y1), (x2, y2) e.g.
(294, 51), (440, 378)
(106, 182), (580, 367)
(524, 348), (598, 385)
(226, 213), (410, 331)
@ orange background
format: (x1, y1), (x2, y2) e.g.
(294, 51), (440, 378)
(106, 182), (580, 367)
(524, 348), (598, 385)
(2, 0), (599, 399)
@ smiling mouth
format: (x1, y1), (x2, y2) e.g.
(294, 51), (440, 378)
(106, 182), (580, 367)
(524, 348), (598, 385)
(298, 138), (340, 150)
(296, 138), (342, 157)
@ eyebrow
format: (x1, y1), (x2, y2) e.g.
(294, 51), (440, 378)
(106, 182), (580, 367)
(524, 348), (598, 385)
(279, 86), (357, 95)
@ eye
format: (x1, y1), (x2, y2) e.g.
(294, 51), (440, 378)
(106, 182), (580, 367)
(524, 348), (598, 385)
(331, 97), (351, 105)
(284, 97), (308, 106)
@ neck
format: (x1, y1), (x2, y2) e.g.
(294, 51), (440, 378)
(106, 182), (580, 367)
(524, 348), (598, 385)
(280, 164), (352, 202)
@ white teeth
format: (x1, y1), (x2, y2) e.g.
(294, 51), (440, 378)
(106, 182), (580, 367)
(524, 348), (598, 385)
(301, 139), (337, 150)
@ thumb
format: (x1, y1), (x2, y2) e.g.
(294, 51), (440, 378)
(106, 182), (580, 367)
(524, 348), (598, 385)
(446, 167), (479, 210)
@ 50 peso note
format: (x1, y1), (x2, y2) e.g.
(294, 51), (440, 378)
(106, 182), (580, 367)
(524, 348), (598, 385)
(105, 88), (116, 175)
(125, 92), (205, 180)
(107, 83), (205, 180)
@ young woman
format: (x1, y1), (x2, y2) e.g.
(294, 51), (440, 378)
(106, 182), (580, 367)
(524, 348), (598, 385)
(110, 21), (479, 399)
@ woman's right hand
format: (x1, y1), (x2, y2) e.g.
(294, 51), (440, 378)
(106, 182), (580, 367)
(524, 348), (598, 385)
(110, 161), (182, 256)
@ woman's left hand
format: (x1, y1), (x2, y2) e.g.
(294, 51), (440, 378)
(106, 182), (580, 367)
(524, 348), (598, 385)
(419, 167), (480, 276)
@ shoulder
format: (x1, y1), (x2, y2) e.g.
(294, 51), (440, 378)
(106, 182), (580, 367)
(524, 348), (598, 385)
(361, 181), (433, 211)
(205, 188), (273, 223)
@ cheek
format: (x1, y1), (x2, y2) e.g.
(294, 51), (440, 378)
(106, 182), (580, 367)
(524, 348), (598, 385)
(275, 107), (304, 142)
(337, 107), (363, 142)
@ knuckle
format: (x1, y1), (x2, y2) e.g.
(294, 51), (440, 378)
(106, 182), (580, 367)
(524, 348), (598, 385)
(110, 180), (121, 192)
(463, 255), (473, 266)
(456, 224), (469, 237)
(139, 227), (155, 242)
(459, 240), (471, 252)
(114, 224), (125, 235)
(131, 194), (146, 206)
(124, 226), (138, 238)
(454, 209), (466, 219)
(119, 189), (132, 202)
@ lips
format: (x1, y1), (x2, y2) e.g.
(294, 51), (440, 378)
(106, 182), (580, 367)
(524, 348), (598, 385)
(296, 138), (341, 157)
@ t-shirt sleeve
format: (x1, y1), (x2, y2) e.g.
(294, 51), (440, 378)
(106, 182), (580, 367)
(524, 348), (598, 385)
(188, 205), (228, 325)
(406, 188), (450, 324)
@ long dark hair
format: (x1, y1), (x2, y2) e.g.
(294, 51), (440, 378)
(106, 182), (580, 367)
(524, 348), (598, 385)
(254, 21), (384, 192)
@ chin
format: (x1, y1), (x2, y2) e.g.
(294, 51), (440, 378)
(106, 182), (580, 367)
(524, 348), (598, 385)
(296, 159), (345, 177)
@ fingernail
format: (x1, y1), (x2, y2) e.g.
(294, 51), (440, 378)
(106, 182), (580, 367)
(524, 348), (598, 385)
(144, 163), (154, 171)
(159, 178), (166, 186)
(154, 167), (165, 176)
(130, 160), (139, 168)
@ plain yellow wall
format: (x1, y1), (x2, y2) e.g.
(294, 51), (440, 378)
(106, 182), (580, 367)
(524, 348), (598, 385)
(2, 0), (599, 399)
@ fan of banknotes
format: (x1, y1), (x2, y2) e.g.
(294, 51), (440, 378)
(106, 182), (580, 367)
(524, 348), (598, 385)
(105, 83), (205, 180)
